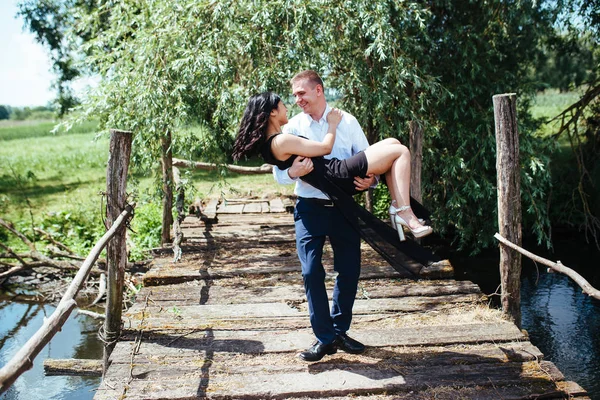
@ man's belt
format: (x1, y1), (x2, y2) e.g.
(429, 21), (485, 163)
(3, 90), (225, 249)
(298, 197), (334, 207)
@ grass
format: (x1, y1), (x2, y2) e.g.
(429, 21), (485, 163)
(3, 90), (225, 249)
(0, 119), (99, 141)
(529, 88), (585, 140)
(530, 88), (583, 120)
(0, 119), (293, 259)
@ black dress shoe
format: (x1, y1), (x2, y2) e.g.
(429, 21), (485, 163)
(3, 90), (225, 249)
(335, 333), (365, 354)
(298, 341), (337, 362)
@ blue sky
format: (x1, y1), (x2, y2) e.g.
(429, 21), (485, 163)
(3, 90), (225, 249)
(0, 0), (55, 107)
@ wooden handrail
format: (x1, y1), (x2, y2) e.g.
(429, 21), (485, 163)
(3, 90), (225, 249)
(0, 205), (135, 395)
(172, 157), (272, 174)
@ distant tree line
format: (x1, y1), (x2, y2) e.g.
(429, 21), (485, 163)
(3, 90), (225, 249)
(0, 105), (56, 121)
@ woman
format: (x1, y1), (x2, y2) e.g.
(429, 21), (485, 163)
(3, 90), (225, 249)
(232, 91), (432, 241)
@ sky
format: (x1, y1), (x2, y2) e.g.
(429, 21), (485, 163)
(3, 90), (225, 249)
(0, 0), (56, 107)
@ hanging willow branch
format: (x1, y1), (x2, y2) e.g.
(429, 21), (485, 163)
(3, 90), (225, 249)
(494, 233), (600, 300)
(550, 80), (600, 247)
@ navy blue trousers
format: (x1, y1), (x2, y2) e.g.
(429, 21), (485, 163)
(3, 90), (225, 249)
(294, 198), (361, 345)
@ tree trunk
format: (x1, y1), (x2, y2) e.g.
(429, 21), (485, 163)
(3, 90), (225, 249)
(161, 131), (174, 245)
(103, 129), (132, 374)
(493, 94), (522, 328)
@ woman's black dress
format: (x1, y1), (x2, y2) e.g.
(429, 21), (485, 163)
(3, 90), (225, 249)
(261, 134), (440, 278)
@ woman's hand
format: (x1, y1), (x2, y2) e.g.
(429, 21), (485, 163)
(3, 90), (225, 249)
(327, 108), (342, 127)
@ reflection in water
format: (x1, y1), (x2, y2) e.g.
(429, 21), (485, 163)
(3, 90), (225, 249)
(521, 267), (600, 398)
(0, 299), (102, 400)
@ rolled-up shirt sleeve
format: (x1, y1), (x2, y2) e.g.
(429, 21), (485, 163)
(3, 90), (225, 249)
(273, 164), (297, 184)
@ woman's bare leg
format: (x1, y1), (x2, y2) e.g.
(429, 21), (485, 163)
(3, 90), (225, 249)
(363, 138), (423, 229)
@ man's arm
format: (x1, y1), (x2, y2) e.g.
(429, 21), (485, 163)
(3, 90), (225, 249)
(272, 156), (314, 184)
(347, 116), (378, 190)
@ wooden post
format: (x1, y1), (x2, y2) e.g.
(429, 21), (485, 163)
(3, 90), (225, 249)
(103, 129), (132, 374)
(493, 94), (522, 328)
(172, 166), (185, 262)
(409, 120), (423, 203)
(160, 130), (174, 245)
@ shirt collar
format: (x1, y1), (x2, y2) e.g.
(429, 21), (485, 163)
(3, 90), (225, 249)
(302, 104), (331, 126)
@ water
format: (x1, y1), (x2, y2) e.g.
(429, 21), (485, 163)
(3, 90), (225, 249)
(0, 295), (102, 400)
(522, 267), (600, 397)
(455, 234), (600, 399)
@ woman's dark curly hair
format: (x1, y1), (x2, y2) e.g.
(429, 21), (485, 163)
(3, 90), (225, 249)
(232, 92), (281, 162)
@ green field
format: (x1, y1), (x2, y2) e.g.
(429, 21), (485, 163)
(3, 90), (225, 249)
(0, 118), (293, 259)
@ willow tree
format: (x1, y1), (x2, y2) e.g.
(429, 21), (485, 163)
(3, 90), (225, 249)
(65, 0), (560, 253)
(68, 0), (327, 243)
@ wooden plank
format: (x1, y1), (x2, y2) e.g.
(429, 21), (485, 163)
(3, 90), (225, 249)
(135, 279), (481, 306)
(122, 315), (526, 346)
(241, 202), (263, 213)
(94, 360), (565, 400)
(108, 340), (542, 365)
(124, 294), (482, 330)
(282, 381), (589, 400)
(44, 358), (102, 376)
(94, 204), (588, 400)
(216, 202), (244, 214)
(269, 198), (285, 213)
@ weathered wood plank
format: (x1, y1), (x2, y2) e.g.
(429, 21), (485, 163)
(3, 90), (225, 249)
(94, 360), (564, 400)
(282, 381), (589, 400)
(43, 358), (102, 376)
(122, 320), (526, 347)
(241, 202), (265, 213)
(108, 340), (542, 365)
(269, 198), (286, 213)
(124, 294), (482, 332)
(135, 279), (481, 306)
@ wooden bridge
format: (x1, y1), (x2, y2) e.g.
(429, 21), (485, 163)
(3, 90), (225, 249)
(94, 198), (589, 399)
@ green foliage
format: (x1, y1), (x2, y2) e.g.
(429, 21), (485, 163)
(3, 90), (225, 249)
(0, 106), (9, 120)
(36, 206), (105, 254)
(9, 106), (56, 121)
(18, 0), (90, 115)
(128, 201), (163, 261)
(409, 0), (558, 251)
(533, 33), (597, 91)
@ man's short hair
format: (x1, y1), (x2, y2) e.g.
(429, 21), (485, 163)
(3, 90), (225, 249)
(290, 70), (324, 90)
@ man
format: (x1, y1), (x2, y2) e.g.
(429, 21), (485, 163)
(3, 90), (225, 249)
(273, 70), (376, 361)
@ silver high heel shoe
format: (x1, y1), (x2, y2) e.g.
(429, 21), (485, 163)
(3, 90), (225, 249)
(389, 204), (433, 241)
(389, 201), (425, 228)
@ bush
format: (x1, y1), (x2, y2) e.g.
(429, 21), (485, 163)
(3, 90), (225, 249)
(127, 201), (163, 261)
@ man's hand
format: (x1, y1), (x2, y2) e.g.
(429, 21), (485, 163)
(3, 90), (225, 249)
(354, 174), (376, 191)
(288, 156), (314, 179)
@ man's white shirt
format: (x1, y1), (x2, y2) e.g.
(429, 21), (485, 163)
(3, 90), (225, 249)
(272, 104), (371, 199)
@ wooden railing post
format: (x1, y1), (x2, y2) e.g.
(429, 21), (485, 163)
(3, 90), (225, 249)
(409, 120), (423, 203)
(493, 93), (522, 328)
(160, 130), (174, 245)
(103, 129), (132, 374)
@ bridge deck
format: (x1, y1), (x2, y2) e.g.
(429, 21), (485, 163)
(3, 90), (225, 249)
(94, 199), (589, 399)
